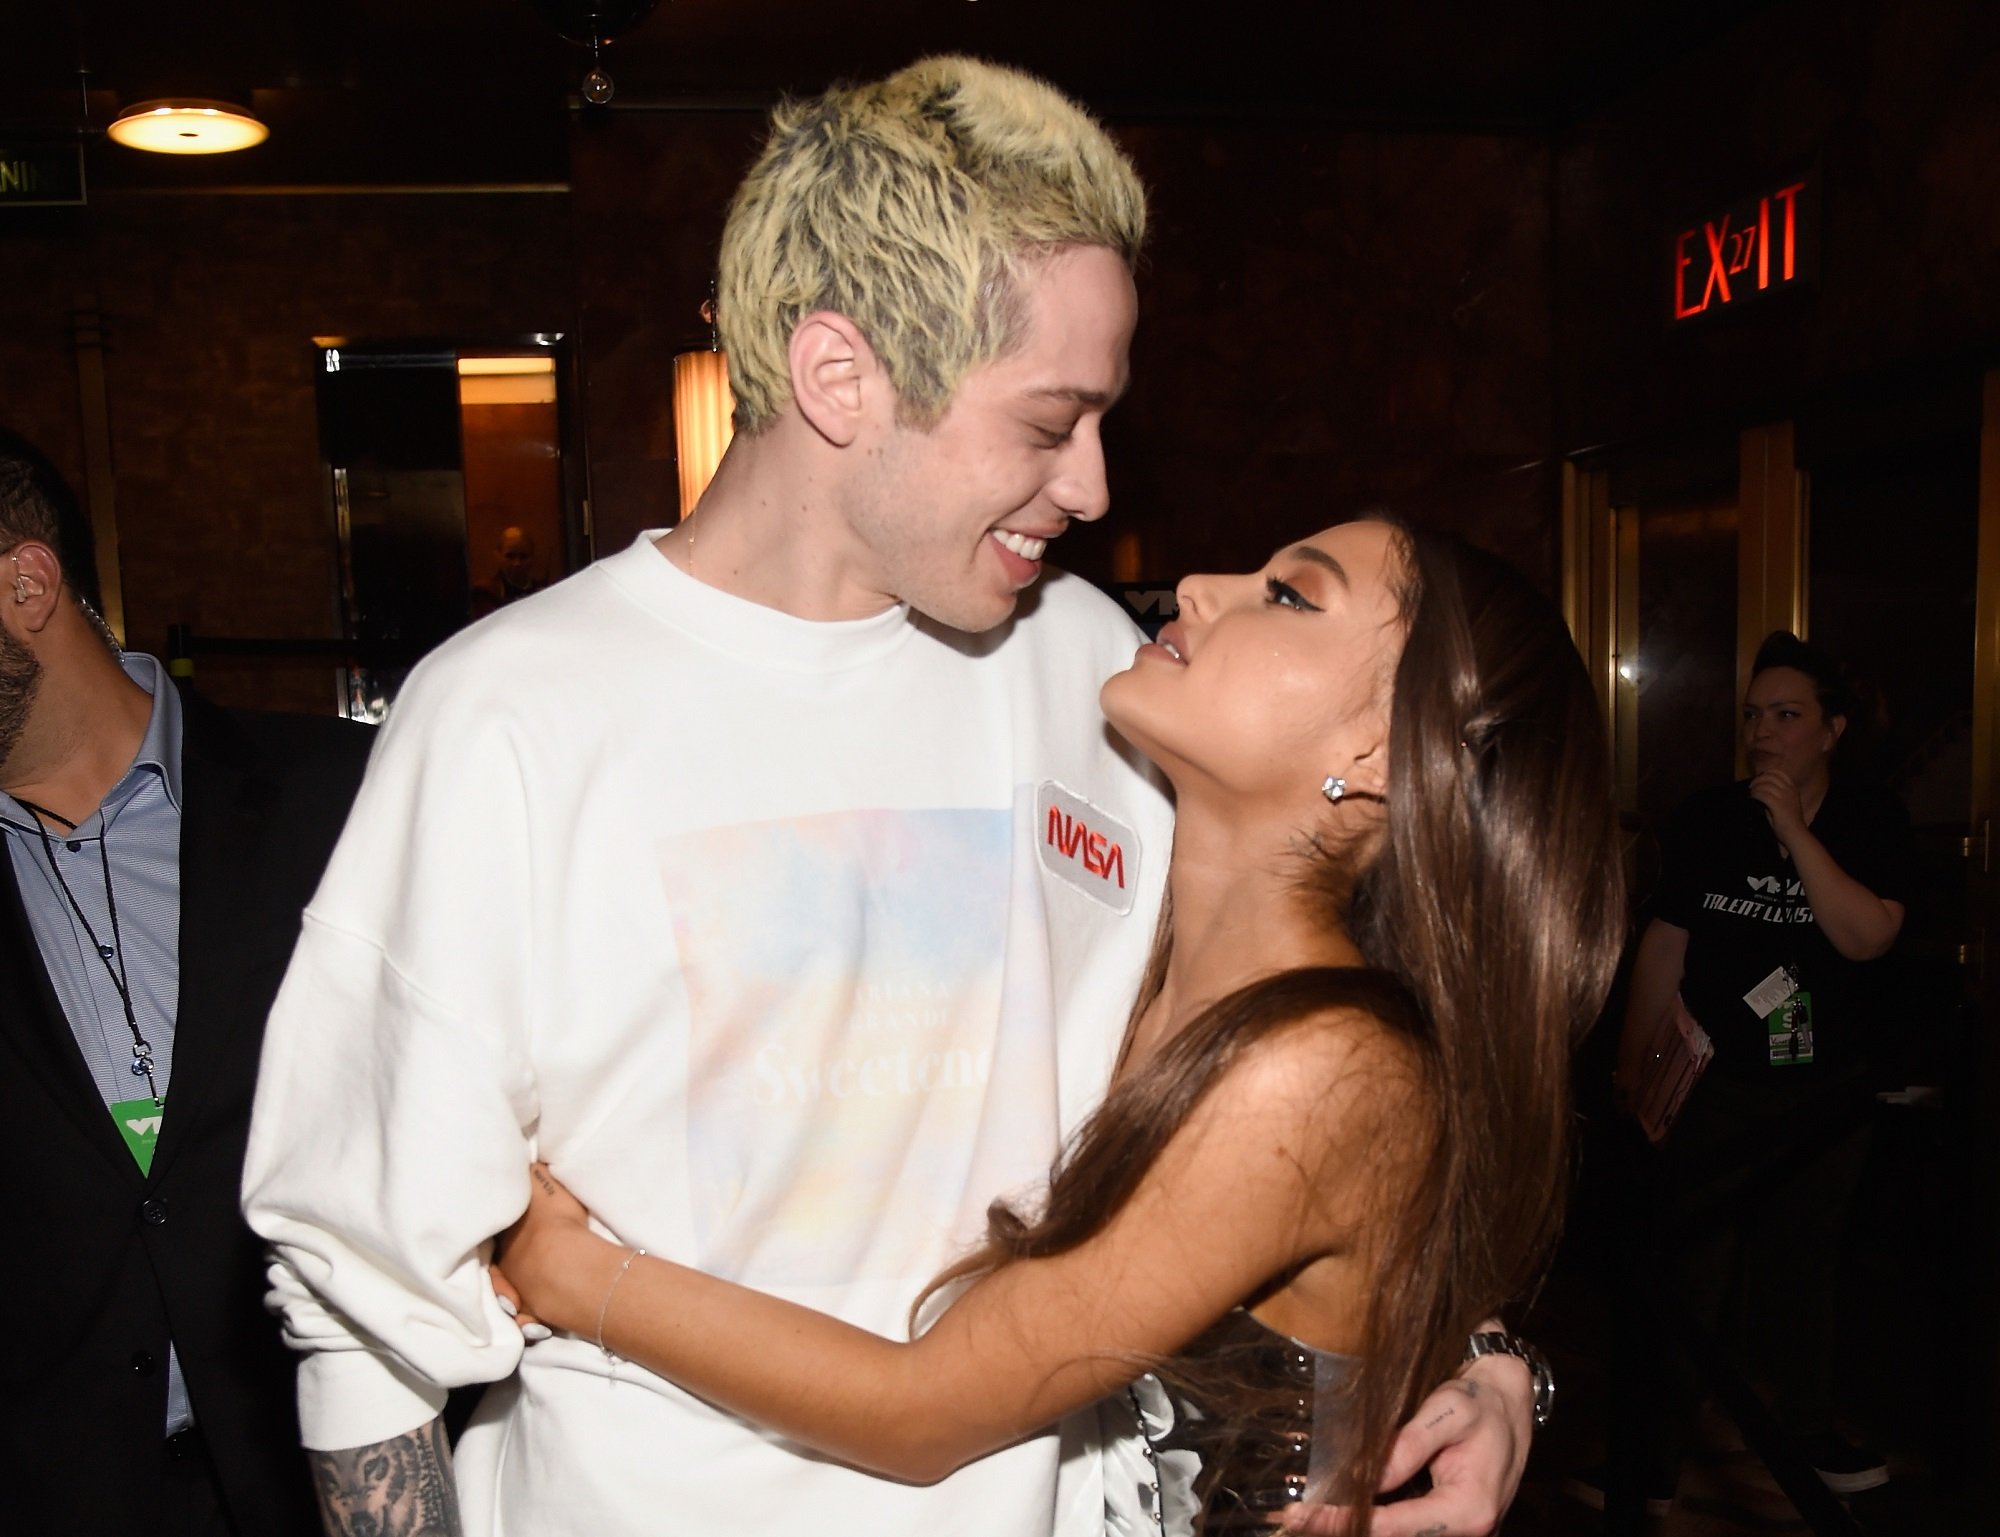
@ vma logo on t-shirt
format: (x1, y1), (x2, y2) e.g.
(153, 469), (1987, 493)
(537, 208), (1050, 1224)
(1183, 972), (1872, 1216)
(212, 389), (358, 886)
(1746, 876), (1801, 895)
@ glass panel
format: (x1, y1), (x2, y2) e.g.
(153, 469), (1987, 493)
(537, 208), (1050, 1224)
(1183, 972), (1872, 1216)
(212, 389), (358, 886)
(461, 363), (563, 618)
(318, 355), (466, 719)
(315, 339), (575, 721)
(1632, 492), (1740, 837)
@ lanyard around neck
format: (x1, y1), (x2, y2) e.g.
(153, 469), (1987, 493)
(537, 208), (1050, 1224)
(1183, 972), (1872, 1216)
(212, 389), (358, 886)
(14, 797), (163, 1108)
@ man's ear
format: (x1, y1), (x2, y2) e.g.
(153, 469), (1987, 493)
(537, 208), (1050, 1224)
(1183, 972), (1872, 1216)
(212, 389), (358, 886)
(789, 312), (881, 448)
(5, 540), (63, 634)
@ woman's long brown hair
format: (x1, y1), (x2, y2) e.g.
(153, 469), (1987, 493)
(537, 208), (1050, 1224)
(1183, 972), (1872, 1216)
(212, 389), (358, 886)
(923, 522), (1625, 1531)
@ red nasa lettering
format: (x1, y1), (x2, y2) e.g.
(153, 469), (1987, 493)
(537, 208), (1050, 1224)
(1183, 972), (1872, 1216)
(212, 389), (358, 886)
(1045, 804), (1126, 889)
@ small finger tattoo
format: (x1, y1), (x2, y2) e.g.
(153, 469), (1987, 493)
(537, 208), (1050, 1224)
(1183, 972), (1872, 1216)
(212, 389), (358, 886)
(1422, 1405), (1457, 1431)
(1416, 1525), (1447, 1537)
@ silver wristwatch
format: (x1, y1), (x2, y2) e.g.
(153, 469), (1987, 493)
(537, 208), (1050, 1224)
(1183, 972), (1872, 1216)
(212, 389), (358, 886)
(1463, 1330), (1554, 1427)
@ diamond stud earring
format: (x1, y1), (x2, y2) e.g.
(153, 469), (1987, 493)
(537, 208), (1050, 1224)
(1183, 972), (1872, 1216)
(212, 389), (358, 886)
(1322, 775), (1386, 807)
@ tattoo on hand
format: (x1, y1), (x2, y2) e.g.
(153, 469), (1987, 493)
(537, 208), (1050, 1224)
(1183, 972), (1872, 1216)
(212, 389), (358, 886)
(1416, 1525), (1447, 1537)
(309, 1418), (462, 1537)
(1422, 1405), (1458, 1432)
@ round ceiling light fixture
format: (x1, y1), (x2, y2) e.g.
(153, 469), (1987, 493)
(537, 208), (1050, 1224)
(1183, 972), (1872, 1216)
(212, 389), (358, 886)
(107, 99), (270, 155)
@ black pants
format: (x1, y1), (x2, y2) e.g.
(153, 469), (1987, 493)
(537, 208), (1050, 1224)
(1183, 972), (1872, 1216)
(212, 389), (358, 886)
(1629, 1070), (1873, 1470)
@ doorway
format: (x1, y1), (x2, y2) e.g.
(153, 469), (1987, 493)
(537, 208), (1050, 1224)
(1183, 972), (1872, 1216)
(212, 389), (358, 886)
(314, 334), (587, 720)
(1563, 365), (2000, 1495)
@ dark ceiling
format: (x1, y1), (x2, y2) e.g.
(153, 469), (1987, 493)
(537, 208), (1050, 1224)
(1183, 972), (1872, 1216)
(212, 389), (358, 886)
(2, 1), (1769, 190)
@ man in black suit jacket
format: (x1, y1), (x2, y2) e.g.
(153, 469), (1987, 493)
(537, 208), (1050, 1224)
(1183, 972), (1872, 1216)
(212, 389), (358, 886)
(0, 428), (371, 1535)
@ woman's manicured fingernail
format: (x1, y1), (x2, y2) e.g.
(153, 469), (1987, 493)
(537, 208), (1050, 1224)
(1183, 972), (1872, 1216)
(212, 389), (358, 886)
(496, 1295), (518, 1317)
(522, 1323), (552, 1342)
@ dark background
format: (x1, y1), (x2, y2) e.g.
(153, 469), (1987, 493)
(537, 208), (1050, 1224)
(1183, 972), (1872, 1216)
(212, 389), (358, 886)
(1, 0), (1992, 712)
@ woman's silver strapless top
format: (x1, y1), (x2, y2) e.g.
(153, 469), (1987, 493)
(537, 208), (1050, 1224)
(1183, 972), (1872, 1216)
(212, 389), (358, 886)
(1105, 1309), (1357, 1537)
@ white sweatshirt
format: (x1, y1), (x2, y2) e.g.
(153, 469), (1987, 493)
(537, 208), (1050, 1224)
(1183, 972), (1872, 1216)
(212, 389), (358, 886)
(243, 534), (1173, 1537)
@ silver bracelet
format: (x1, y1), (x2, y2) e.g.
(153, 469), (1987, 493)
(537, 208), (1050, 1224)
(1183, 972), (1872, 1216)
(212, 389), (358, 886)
(596, 1246), (646, 1365)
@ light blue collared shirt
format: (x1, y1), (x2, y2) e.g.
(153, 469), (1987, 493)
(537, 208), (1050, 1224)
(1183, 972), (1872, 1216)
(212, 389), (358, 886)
(1, 653), (192, 1435)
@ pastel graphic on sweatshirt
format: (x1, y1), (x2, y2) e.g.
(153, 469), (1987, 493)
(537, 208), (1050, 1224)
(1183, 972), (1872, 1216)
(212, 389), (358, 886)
(665, 805), (1059, 1290)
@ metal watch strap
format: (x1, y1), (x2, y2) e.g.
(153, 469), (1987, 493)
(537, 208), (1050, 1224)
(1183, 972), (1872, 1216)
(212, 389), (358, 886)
(1464, 1330), (1554, 1428)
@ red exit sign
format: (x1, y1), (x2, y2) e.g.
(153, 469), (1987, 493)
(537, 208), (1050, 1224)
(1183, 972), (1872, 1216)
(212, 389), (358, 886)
(1671, 176), (1814, 322)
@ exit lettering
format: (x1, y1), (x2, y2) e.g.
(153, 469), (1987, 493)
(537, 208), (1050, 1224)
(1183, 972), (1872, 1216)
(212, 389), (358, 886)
(1672, 179), (1808, 321)
(0, 145), (86, 207)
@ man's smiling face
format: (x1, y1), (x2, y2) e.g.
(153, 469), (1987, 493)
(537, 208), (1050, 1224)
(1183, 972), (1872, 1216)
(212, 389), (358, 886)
(834, 243), (1137, 633)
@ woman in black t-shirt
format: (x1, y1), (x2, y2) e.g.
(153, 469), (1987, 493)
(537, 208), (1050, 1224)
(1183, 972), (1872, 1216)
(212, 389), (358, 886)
(1605, 632), (1911, 1505)
(1622, 649), (1911, 1087)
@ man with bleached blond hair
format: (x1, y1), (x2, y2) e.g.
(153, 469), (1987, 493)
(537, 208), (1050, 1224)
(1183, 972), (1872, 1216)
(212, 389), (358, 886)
(247, 55), (1536, 1537)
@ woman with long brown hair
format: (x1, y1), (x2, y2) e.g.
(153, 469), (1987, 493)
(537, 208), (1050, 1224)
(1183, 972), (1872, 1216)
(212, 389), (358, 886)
(493, 518), (1624, 1534)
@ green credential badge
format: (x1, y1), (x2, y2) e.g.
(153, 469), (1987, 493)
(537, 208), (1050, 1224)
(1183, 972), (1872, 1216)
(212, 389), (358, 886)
(110, 1097), (164, 1174)
(1765, 991), (1815, 1067)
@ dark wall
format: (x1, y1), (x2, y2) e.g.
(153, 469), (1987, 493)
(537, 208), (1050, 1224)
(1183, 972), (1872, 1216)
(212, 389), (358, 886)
(570, 110), (1559, 590)
(19, 1), (1993, 720)
(1554, 0), (2000, 453)
(0, 190), (574, 712)
(3, 5), (1994, 721)
(568, 110), (767, 559)
(1111, 122), (1555, 586)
